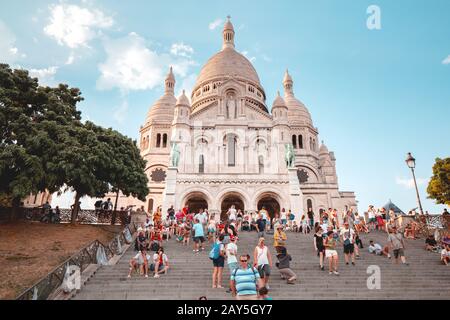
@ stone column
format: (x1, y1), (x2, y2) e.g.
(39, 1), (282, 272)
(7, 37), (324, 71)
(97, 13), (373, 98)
(288, 168), (303, 223)
(162, 167), (178, 218)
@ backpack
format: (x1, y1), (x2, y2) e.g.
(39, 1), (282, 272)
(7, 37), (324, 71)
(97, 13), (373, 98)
(209, 242), (221, 260)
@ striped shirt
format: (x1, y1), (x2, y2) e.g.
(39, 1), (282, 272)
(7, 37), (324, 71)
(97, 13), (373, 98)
(230, 267), (260, 296)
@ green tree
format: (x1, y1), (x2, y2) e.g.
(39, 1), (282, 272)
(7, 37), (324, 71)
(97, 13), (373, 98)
(54, 122), (111, 223)
(427, 157), (450, 207)
(0, 64), (82, 218)
(85, 122), (149, 224)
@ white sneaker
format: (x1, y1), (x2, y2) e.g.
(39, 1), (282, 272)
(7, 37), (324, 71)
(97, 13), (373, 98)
(154, 274), (160, 278)
(333, 271), (340, 276)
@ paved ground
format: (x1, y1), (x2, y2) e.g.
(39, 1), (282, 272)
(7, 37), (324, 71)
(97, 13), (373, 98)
(73, 228), (450, 300)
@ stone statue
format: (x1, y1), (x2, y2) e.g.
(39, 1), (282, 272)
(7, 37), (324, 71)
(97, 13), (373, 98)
(170, 142), (180, 168)
(226, 94), (236, 119)
(285, 143), (295, 168)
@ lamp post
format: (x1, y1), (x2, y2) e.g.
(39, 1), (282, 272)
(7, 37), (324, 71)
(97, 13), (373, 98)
(405, 152), (424, 215)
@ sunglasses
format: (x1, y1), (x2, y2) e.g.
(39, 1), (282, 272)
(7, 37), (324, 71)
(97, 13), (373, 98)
(240, 259), (248, 262)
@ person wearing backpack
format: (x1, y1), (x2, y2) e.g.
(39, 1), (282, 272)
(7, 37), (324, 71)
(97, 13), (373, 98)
(230, 254), (263, 300)
(210, 234), (225, 288)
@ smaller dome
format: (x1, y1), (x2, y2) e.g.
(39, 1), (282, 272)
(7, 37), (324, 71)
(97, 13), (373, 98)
(224, 16), (234, 31)
(285, 95), (313, 126)
(145, 93), (177, 124)
(272, 91), (287, 108)
(319, 142), (329, 156)
(176, 90), (190, 106)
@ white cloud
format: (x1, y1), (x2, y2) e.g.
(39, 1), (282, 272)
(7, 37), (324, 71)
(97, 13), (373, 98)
(97, 32), (196, 93)
(209, 18), (223, 30)
(65, 53), (75, 65)
(28, 66), (59, 86)
(0, 20), (25, 64)
(170, 42), (194, 58)
(44, 3), (113, 49)
(443, 55), (450, 65)
(395, 177), (428, 189)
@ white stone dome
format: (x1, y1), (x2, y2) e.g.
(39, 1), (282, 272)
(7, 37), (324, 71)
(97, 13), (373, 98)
(145, 93), (177, 124)
(194, 47), (261, 90)
(284, 94), (313, 126)
(176, 90), (190, 106)
(319, 142), (329, 156)
(272, 92), (286, 108)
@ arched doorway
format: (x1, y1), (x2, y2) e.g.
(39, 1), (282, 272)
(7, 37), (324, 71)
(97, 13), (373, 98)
(221, 194), (244, 221)
(257, 197), (280, 219)
(185, 195), (208, 214)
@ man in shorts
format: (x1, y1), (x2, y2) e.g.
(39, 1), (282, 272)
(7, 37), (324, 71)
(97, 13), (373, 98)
(340, 222), (356, 266)
(388, 226), (408, 265)
(192, 218), (205, 253)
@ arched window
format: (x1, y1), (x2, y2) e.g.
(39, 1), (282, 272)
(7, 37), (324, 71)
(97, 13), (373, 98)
(227, 134), (237, 167)
(307, 199), (313, 212)
(298, 135), (303, 149)
(156, 134), (161, 148)
(258, 155), (264, 174)
(292, 135), (297, 149)
(199, 155), (205, 173)
(163, 134), (168, 148)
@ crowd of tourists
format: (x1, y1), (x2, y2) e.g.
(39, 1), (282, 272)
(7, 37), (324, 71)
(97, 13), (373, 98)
(127, 203), (450, 299)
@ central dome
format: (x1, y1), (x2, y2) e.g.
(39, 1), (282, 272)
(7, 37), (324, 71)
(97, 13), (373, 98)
(194, 47), (261, 89)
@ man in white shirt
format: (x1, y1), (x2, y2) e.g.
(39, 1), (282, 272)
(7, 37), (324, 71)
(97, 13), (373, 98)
(340, 222), (356, 266)
(368, 240), (391, 258)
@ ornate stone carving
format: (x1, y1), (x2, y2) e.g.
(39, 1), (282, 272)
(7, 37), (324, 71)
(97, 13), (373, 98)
(151, 168), (167, 182)
(297, 169), (309, 183)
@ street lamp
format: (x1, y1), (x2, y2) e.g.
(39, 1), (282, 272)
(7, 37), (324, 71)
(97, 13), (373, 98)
(405, 152), (424, 215)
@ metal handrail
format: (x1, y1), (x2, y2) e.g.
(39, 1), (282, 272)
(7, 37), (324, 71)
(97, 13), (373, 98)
(15, 222), (137, 300)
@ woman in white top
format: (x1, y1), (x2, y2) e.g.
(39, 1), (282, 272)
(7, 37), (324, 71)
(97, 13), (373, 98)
(228, 205), (237, 222)
(253, 237), (273, 289)
(128, 249), (151, 278)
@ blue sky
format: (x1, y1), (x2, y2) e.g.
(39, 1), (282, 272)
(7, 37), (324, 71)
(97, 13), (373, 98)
(1, 0), (449, 213)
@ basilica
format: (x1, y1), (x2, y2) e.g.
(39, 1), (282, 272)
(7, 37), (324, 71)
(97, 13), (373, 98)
(135, 18), (357, 221)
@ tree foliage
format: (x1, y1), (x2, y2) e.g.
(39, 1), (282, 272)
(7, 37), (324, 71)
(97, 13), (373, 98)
(0, 64), (82, 210)
(427, 157), (450, 207)
(0, 64), (149, 223)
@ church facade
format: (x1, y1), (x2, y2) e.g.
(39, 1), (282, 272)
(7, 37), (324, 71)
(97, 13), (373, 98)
(137, 18), (357, 221)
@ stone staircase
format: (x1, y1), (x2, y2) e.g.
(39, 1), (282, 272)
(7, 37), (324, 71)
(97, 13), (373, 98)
(72, 228), (450, 300)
